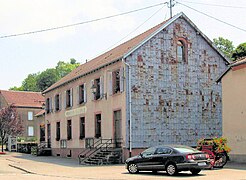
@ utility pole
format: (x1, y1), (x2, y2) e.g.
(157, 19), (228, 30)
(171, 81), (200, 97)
(168, 0), (175, 18)
(170, 0), (172, 18)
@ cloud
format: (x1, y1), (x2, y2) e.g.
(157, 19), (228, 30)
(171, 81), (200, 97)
(0, 0), (137, 42)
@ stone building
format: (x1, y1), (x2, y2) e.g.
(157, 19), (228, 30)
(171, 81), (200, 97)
(0, 90), (45, 139)
(43, 12), (229, 161)
(217, 57), (246, 163)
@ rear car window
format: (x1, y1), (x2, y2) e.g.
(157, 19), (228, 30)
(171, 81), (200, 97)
(174, 147), (200, 153)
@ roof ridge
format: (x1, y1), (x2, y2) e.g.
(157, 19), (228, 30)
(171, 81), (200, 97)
(43, 19), (169, 93)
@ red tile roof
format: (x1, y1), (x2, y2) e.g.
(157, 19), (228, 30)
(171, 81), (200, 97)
(0, 90), (45, 108)
(230, 57), (246, 67)
(35, 109), (45, 117)
(44, 19), (168, 93)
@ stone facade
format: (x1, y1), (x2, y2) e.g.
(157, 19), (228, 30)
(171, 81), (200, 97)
(43, 13), (229, 160)
(125, 17), (227, 149)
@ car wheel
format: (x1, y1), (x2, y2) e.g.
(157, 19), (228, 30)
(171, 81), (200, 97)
(166, 163), (177, 176)
(127, 163), (139, 174)
(190, 169), (201, 175)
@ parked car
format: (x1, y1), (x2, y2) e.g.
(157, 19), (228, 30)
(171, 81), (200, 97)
(125, 145), (210, 176)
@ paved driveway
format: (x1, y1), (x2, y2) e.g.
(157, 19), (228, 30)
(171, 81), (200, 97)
(0, 152), (246, 180)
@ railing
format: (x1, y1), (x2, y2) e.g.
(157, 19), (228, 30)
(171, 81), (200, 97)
(78, 138), (123, 165)
(36, 142), (51, 155)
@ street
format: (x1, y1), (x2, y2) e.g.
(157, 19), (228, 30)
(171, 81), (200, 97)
(0, 152), (246, 180)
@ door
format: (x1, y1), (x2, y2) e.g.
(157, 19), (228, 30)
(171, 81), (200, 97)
(114, 110), (122, 148)
(137, 147), (158, 170)
(47, 124), (51, 148)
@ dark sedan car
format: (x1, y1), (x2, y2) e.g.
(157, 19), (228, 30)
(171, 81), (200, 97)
(125, 145), (210, 176)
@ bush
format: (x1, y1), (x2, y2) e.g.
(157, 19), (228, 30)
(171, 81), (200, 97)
(197, 137), (231, 153)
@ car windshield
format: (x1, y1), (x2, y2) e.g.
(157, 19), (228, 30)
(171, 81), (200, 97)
(174, 146), (200, 153)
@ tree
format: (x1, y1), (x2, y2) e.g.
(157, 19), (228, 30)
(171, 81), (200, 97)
(232, 42), (246, 60)
(22, 73), (39, 91)
(0, 105), (23, 152)
(36, 68), (59, 92)
(56, 59), (80, 78)
(213, 37), (234, 60)
(9, 59), (80, 92)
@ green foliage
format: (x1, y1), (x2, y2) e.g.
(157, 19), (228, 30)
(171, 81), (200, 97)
(36, 68), (59, 92)
(9, 86), (24, 91)
(213, 37), (234, 60)
(22, 73), (39, 91)
(9, 59), (80, 92)
(56, 59), (80, 79)
(197, 137), (231, 153)
(232, 42), (246, 60)
(17, 137), (37, 142)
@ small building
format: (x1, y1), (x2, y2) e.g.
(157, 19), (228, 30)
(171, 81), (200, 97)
(217, 57), (246, 163)
(0, 90), (45, 140)
(43, 12), (229, 161)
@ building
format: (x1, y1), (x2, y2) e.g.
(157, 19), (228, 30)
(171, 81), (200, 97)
(43, 12), (229, 160)
(217, 57), (246, 163)
(0, 90), (45, 140)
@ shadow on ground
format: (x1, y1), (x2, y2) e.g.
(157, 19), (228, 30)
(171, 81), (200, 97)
(122, 171), (206, 178)
(224, 161), (246, 171)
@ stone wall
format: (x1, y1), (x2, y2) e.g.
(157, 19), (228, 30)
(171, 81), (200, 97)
(125, 17), (227, 148)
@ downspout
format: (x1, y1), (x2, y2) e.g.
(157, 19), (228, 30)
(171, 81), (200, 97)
(122, 58), (132, 157)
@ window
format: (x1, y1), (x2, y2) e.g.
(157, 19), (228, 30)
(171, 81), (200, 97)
(56, 122), (60, 141)
(141, 147), (156, 157)
(113, 70), (120, 94)
(177, 40), (186, 62)
(28, 112), (33, 120)
(94, 78), (101, 100)
(28, 126), (34, 136)
(60, 139), (67, 149)
(79, 84), (86, 104)
(95, 114), (101, 138)
(67, 120), (72, 140)
(40, 124), (45, 142)
(66, 89), (73, 108)
(155, 147), (172, 155)
(55, 94), (60, 111)
(80, 117), (85, 139)
(46, 98), (52, 114)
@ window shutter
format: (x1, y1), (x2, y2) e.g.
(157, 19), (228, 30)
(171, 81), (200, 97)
(91, 80), (94, 100)
(49, 97), (52, 112)
(108, 72), (113, 96)
(120, 67), (124, 92)
(70, 88), (73, 107)
(100, 76), (104, 98)
(84, 83), (87, 103)
(59, 93), (62, 110)
(64, 91), (67, 109)
(54, 95), (57, 111)
(77, 86), (80, 105)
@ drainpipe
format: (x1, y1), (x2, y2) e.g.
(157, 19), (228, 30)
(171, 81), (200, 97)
(122, 58), (132, 158)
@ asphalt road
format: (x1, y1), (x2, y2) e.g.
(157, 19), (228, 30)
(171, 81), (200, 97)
(0, 152), (246, 180)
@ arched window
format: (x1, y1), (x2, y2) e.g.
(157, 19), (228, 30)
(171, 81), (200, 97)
(177, 40), (186, 62)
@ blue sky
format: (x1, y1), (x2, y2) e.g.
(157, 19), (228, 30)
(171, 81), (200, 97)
(0, 0), (245, 90)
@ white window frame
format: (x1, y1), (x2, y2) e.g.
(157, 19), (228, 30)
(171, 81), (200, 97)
(28, 112), (33, 121)
(28, 126), (34, 136)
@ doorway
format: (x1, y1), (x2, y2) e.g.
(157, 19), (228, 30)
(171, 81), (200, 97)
(113, 110), (122, 148)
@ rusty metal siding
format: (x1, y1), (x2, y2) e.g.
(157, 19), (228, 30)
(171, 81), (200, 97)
(125, 17), (227, 148)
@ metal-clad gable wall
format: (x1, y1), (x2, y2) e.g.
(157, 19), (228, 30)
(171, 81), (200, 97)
(125, 17), (227, 148)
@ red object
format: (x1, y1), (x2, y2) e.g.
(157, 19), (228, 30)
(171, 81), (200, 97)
(0, 152), (6, 155)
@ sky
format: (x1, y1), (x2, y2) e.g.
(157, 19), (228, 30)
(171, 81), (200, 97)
(0, 0), (245, 90)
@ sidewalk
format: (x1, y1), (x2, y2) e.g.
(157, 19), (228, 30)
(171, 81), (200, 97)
(1, 152), (246, 180)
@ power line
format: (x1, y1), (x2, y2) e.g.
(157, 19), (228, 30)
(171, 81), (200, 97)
(178, 0), (246, 9)
(99, 4), (166, 57)
(0, 2), (168, 39)
(176, 2), (246, 33)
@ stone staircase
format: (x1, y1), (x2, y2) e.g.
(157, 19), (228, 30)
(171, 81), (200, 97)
(78, 139), (122, 165)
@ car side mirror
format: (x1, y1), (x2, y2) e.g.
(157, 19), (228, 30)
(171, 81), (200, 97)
(140, 153), (143, 157)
